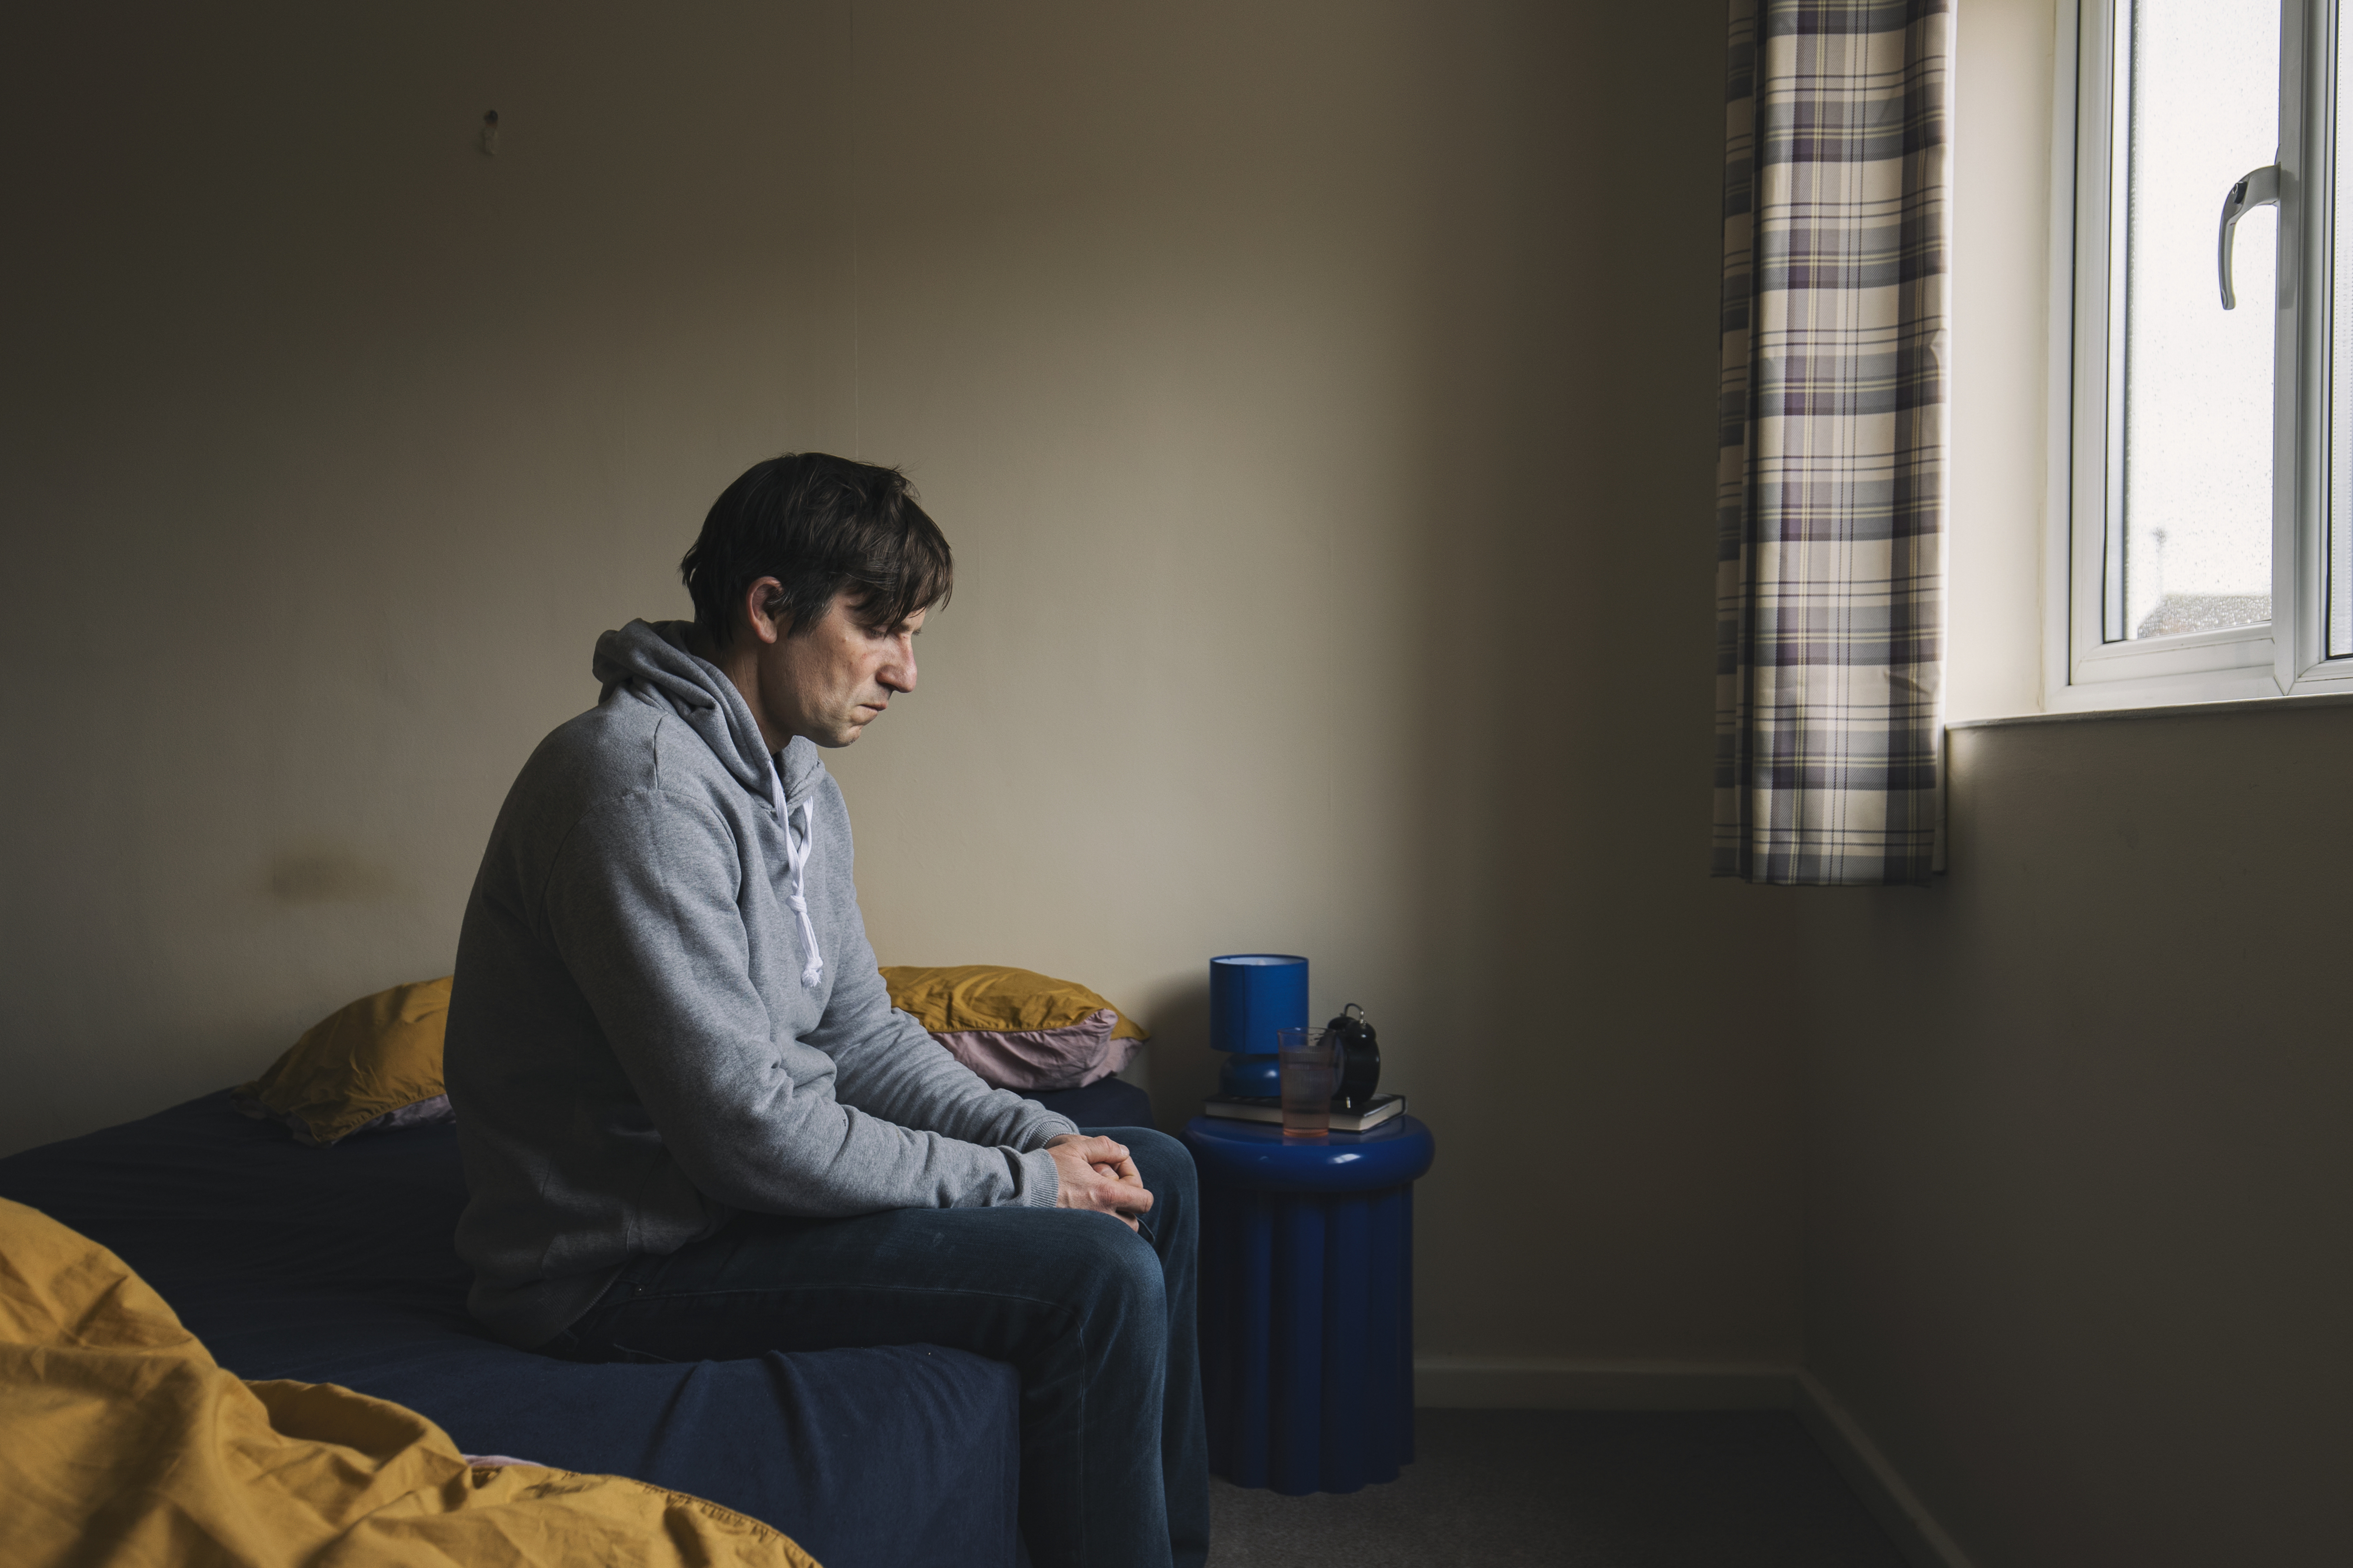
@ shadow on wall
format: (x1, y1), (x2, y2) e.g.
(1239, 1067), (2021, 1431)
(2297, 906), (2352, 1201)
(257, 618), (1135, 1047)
(1129, 978), (1213, 1140)
(265, 848), (404, 904)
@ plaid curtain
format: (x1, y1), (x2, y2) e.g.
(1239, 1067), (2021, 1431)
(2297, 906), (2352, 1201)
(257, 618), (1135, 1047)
(1712, 0), (1949, 886)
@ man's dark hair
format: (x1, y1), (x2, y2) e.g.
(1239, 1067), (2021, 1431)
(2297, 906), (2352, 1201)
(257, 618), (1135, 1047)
(680, 453), (953, 646)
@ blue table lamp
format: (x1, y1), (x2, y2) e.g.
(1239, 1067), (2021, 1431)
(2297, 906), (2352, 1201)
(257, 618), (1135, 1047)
(1209, 954), (1307, 1097)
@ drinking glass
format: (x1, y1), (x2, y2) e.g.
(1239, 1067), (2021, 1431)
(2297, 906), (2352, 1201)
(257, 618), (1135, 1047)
(1277, 1026), (1338, 1139)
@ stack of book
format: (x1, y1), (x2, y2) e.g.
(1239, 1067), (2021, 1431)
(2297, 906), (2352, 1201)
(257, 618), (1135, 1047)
(1199, 1093), (1405, 1132)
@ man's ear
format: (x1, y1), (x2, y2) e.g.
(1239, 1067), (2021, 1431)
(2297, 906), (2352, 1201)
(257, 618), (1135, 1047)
(741, 577), (788, 646)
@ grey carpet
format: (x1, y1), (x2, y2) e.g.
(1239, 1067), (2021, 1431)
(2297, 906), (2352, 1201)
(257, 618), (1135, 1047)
(1205, 1410), (1908, 1567)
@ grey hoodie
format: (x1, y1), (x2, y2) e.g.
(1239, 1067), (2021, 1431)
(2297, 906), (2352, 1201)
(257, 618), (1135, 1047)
(445, 620), (1077, 1349)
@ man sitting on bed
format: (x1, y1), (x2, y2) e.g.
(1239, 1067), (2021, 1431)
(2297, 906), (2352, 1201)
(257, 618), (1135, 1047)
(443, 452), (1207, 1568)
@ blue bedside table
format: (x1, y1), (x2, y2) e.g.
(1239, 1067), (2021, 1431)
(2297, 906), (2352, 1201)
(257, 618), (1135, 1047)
(1181, 1113), (1436, 1495)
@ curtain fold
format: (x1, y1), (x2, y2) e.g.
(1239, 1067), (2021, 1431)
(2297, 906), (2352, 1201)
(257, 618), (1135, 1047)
(1713, 0), (1949, 887)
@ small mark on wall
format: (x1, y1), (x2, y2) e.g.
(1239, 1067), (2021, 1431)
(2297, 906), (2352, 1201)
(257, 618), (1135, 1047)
(266, 848), (401, 903)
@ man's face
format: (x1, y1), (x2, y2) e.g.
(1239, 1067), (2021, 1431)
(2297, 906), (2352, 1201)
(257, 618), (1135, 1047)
(755, 592), (923, 749)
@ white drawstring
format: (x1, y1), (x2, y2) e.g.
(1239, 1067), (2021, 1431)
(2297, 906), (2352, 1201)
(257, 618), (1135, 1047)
(767, 756), (824, 990)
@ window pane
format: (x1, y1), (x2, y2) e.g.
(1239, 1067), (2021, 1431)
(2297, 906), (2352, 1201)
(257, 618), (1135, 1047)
(2117, 0), (2277, 643)
(2332, 0), (2353, 658)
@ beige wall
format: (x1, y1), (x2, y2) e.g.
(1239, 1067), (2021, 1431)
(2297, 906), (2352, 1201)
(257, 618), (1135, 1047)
(1800, 709), (2353, 1568)
(1787, 4), (2353, 1564)
(1945, 0), (2057, 723)
(22, 6), (2326, 1560)
(2, 0), (856, 1145)
(1, 0), (1799, 1371)
(832, 0), (1800, 1366)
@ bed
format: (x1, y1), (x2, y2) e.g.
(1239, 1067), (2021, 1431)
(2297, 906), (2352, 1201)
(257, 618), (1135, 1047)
(0, 1075), (1152, 1568)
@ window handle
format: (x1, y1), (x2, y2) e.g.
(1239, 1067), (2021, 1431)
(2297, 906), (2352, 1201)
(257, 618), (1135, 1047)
(2218, 164), (2280, 309)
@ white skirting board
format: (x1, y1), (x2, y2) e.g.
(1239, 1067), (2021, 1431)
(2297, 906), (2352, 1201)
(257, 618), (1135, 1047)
(1412, 1359), (1977, 1568)
(1791, 1371), (1978, 1568)
(1413, 1356), (1796, 1411)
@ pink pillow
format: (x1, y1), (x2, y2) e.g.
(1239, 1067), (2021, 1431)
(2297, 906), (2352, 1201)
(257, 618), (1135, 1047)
(932, 1007), (1142, 1092)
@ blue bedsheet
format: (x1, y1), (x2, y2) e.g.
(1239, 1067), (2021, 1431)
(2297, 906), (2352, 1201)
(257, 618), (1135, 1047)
(0, 1093), (1044, 1568)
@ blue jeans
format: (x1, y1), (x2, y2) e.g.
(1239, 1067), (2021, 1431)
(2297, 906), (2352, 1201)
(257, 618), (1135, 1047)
(545, 1126), (1208, 1568)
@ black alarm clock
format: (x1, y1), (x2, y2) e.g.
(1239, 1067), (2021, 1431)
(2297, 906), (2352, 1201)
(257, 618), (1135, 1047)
(1328, 1003), (1381, 1109)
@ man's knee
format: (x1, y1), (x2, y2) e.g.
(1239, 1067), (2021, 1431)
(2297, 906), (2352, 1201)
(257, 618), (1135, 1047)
(1051, 1210), (1168, 1337)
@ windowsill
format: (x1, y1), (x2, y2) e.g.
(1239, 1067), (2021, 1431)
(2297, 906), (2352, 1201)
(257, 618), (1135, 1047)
(1949, 687), (2353, 732)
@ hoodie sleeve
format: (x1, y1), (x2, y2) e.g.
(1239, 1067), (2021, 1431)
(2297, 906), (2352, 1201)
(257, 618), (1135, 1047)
(541, 788), (1066, 1217)
(802, 915), (1082, 1151)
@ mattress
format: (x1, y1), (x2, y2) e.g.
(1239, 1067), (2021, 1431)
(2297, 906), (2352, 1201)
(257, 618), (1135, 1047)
(0, 1093), (1044, 1568)
(1018, 1071), (1153, 1132)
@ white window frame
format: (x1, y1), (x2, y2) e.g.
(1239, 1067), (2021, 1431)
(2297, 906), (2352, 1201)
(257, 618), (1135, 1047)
(2048, 0), (2353, 710)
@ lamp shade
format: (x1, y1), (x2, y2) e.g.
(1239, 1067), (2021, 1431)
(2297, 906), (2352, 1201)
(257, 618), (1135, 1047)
(1208, 954), (1308, 1057)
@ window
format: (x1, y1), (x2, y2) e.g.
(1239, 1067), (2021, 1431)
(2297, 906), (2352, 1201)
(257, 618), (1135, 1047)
(2058, 0), (2353, 707)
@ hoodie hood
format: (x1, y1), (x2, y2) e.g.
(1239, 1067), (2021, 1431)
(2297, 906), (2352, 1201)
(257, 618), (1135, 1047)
(591, 620), (825, 805)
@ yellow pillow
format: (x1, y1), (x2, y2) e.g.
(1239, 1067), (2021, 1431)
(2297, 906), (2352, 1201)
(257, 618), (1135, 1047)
(881, 965), (1148, 1040)
(233, 977), (452, 1147)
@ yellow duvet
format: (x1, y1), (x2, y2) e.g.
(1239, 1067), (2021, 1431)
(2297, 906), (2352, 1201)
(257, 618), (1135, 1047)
(0, 1197), (818, 1567)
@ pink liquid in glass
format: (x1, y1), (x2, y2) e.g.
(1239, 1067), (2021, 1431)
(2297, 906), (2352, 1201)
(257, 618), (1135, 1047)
(1278, 1027), (1337, 1139)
